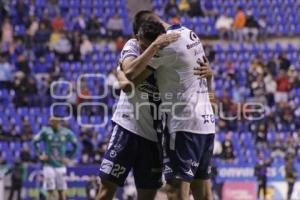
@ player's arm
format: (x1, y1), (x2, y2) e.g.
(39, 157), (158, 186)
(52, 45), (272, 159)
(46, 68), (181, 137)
(117, 62), (153, 92)
(122, 33), (179, 81)
(32, 128), (45, 156)
(66, 131), (79, 159)
(194, 56), (217, 113)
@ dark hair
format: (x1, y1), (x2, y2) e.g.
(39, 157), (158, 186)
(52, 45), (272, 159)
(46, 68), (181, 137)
(132, 10), (154, 35)
(138, 20), (166, 43)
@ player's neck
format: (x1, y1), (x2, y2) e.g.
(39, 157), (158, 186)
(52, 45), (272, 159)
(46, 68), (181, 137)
(160, 21), (171, 30)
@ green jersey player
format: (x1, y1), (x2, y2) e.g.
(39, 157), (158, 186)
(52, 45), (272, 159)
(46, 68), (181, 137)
(33, 117), (79, 200)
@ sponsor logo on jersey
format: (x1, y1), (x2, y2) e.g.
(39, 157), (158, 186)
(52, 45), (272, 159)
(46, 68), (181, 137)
(100, 159), (114, 174)
(190, 31), (198, 41)
(110, 150), (117, 158)
(187, 31), (201, 49)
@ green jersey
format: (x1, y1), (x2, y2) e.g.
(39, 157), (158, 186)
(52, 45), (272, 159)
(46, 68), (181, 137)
(33, 126), (79, 168)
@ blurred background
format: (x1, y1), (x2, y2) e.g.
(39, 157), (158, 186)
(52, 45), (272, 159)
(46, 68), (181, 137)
(0, 0), (300, 199)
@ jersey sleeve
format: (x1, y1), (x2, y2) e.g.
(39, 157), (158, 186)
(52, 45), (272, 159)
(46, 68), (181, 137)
(120, 39), (140, 61)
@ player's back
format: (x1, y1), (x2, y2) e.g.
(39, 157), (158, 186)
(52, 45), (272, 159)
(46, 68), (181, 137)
(152, 25), (215, 134)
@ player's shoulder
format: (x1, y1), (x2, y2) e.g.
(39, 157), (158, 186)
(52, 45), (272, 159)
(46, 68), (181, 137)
(60, 127), (74, 135)
(123, 38), (139, 50)
(121, 38), (140, 59)
(40, 126), (51, 133)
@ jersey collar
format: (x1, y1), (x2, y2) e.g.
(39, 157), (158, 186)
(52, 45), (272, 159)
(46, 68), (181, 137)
(166, 24), (182, 31)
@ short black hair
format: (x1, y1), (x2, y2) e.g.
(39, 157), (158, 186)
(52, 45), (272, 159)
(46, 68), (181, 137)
(137, 20), (166, 43)
(132, 10), (154, 35)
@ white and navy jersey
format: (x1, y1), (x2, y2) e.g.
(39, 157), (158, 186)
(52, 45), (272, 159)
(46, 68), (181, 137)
(149, 25), (215, 134)
(112, 39), (161, 142)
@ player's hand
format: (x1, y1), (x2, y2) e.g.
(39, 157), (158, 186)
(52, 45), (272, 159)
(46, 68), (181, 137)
(152, 32), (180, 49)
(62, 157), (72, 165)
(194, 56), (213, 79)
(39, 153), (49, 161)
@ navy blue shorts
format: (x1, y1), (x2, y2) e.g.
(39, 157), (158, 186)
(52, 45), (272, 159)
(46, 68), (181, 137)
(99, 124), (163, 189)
(163, 131), (214, 182)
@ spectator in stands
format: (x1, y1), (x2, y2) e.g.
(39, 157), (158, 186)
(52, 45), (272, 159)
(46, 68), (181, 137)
(251, 74), (267, 104)
(79, 151), (90, 165)
(243, 11), (259, 42)
(165, 0), (179, 18)
(188, 0), (204, 17)
(80, 35), (93, 56)
(52, 32), (72, 61)
(5, 159), (25, 200)
(285, 135), (297, 158)
(266, 57), (277, 76)
(0, 54), (13, 89)
(285, 156), (297, 200)
(0, 1), (8, 25)
(86, 176), (99, 200)
(275, 69), (289, 103)
(287, 65), (299, 89)
(40, 12), (52, 31)
(0, 152), (6, 165)
(70, 31), (81, 61)
(0, 125), (9, 141)
(203, 44), (216, 62)
(74, 14), (86, 33)
(178, 0), (190, 13)
(25, 15), (39, 48)
(1, 17), (13, 44)
(202, 0), (216, 17)
(255, 152), (272, 200)
(20, 118), (33, 142)
(34, 23), (51, 45)
(264, 71), (276, 107)
(15, 53), (30, 74)
(86, 14), (101, 39)
(13, 74), (38, 107)
(20, 143), (32, 163)
(215, 13), (233, 40)
(270, 133), (285, 158)
(278, 53), (291, 71)
(77, 81), (90, 106)
(93, 150), (102, 164)
(233, 6), (246, 42)
(80, 127), (95, 157)
(258, 15), (268, 40)
(52, 12), (64, 31)
(254, 123), (268, 148)
(115, 36), (125, 52)
(221, 132), (236, 163)
(15, 0), (29, 25)
(107, 13), (124, 38)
